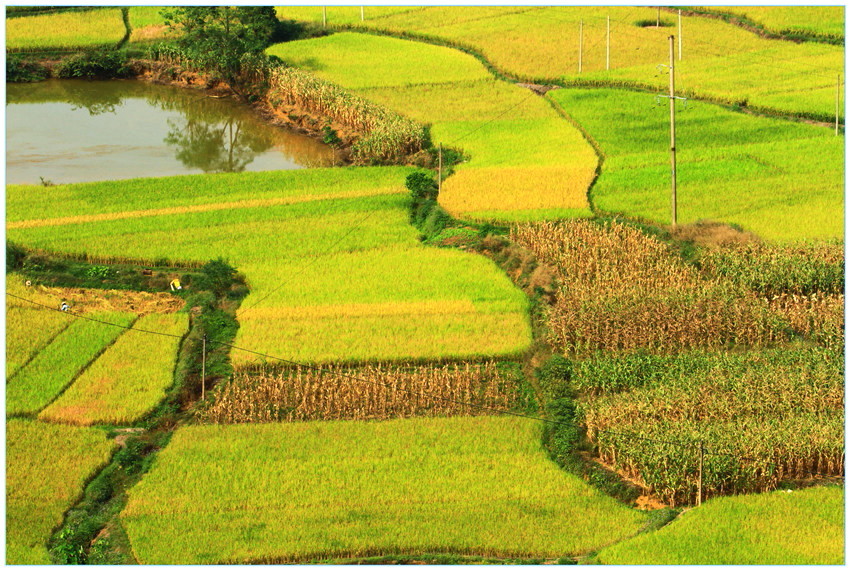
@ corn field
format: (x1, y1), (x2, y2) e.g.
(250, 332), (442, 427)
(699, 241), (844, 296)
(197, 362), (526, 423)
(575, 345), (844, 505)
(769, 293), (844, 348)
(267, 66), (427, 163)
(511, 220), (788, 355)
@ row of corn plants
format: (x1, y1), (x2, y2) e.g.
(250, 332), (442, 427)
(197, 361), (527, 423)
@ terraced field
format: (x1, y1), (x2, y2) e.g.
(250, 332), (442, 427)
(122, 416), (647, 564)
(597, 486), (844, 564)
(6, 419), (116, 564)
(6, 7), (126, 51)
(278, 6), (844, 119)
(547, 88), (844, 241)
(268, 33), (598, 221)
(7, 168), (532, 364)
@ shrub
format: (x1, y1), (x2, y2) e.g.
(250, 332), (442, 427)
(55, 50), (130, 79)
(405, 171), (438, 200)
(6, 55), (49, 82)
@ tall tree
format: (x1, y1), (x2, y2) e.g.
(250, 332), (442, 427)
(161, 6), (279, 94)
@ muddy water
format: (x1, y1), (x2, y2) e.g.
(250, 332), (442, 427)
(6, 79), (335, 185)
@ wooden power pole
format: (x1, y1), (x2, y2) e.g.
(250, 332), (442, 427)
(669, 35), (677, 228)
(606, 16), (610, 70)
(201, 334), (207, 400)
(578, 20), (584, 74)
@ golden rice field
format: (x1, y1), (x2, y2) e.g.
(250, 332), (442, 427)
(694, 6), (845, 39)
(5, 8), (126, 51)
(597, 486), (844, 565)
(7, 168), (532, 365)
(286, 6), (844, 119)
(39, 313), (188, 426)
(6, 419), (116, 564)
(268, 33), (597, 220)
(122, 416), (647, 564)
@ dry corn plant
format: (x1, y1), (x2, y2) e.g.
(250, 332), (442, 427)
(198, 361), (520, 423)
(512, 220), (788, 355)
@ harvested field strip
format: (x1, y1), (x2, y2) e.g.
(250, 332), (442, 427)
(6, 419), (116, 565)
(122, 417), (647, 564)
(597, 486), (844, 565)
(39, 313), (188, 426)
(7, 312), (136, 417)
(6, 187), (399, 230)
(198, 361), (529, 423)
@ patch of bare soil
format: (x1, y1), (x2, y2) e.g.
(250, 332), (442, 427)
(672, 220), (761, 248)
(42, 286), (183, 316)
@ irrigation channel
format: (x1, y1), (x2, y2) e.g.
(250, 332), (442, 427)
(6, 79), (335, 185)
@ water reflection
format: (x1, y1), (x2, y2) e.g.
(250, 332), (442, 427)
(6, 79), (334, 184)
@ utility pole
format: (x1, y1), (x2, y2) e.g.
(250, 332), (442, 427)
(669, 35), (677, 228)
(578, 20), (584, 74)
(606, 16), (610, 71)
(361, 6), (364, 21)
(322, 6), (327, 28)
(837, 74), (841, 136)
(657, 6), (660, 27)
(201, 334), (207, 400)
(697, 441), (704, 506)
(678, 10), (682, 60)
(438, 143), (443, 193)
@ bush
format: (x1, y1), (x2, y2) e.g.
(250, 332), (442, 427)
(6, 242), (27, 272)
(195, 258), (238, 295)
(405, 171), (438, 200)
(6, 55), (49, 82)
(537, 354), (573, 399)
(56, 50), (130, 79)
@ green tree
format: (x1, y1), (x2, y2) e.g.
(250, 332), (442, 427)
(161, 6), (279, 96)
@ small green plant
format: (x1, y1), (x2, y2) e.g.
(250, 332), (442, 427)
(85, 265), (112, 279)
(6, 55), (49, 82)
(321, 125), (341, 146)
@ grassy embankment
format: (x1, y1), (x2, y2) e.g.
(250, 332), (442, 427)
(277, 6), (844, 121)
(121, 416), (648, 564)
(268, 33), (598, 222)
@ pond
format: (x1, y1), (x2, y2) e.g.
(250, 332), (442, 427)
(6, 79), (336, 185)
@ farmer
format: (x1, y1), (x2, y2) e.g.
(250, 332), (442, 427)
(170, 277), (182, 291)
(60, 301), (70, 312)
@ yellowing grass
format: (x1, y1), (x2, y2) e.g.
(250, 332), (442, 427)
(6, 419), (116, 564)
(6, 8), (126, 51)
(598, 486), (844, 565)
(6, 307), (70, 380)
(696, 6), (845, 38)
(39, 313), (188, 426)
(122, 416), (647, 564)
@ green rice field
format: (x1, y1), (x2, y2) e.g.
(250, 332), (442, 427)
(281, 6), (844, 119)
(597, 485), (844, 565)
(7, 312), (136, 417)
(548, 87), (844, 241)
(7, 168), (532, 365)
(39, 313), (188, 426)
(122, 416), (648, 564)
(268, 33), (597, 220)
(5, 7), (126, 51)
(6, 419), (116, 564)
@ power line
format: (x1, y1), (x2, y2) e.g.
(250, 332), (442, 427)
(10, 289), (841, 484)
